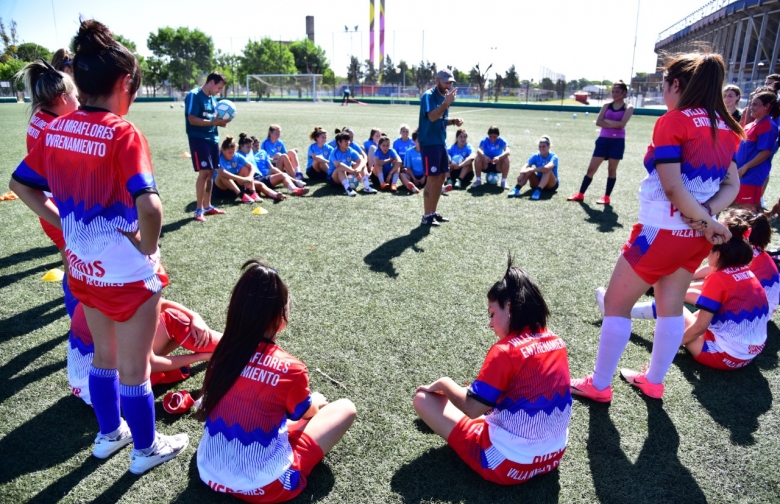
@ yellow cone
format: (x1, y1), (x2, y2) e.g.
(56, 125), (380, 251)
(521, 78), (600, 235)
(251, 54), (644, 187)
(252, 206), (268, 215)
(181, 152), (191, 158)
(42, 268), (65, 282)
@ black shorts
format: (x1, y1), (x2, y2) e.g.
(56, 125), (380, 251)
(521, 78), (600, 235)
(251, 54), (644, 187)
(450, 167), (474, 184)
(254, 173), (273, 186)
(306, 166), (328, 180)
(484, 163), (499, 173)
(593, 137), (625, 160)
(188, 137), (219, 172)
(212, 183), (236, 199)
(420, 145), (450, 176)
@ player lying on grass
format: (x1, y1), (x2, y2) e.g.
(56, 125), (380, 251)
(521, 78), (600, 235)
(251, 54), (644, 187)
(570, 51), (743, 403)
(472, 126), (510, 189)
(69, 296), (221, 405)
(509, 135), (559, 200)
(414, 256), (571, 485)
(262, 124), (303, 181)
(447, 128), (476, 189)
(327, 131), (376, 196)
(306, 126), (333, 180)
(196, 259), (356, 503)
(603, 211), (769, 371)
(370, 135), (402, 192)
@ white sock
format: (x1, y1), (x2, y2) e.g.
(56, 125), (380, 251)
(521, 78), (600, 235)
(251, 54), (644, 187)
(501, 178), (507, 187)
(285, 180), (296, 190)
(630, 301), (657, 320)
(592, 316), (632, 390)
(378, 172), (385, 184)
(341, 179), (351, 191)
(362, 176), (371, 187)
(645, 315), (685, 384)
(268, 190), (279, 199)
(392, 173), (398, 185)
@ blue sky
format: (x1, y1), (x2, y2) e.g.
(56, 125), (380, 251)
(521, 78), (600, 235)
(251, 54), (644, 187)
(3, 0), (711, 82)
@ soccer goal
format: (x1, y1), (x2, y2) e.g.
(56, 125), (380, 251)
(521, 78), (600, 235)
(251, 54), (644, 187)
(245, 74), (324, 103)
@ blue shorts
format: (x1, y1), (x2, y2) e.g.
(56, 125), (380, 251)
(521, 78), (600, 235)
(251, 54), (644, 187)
(253, 173), (273, 187)
(188, 137), (219, 172)
(593, 137), (625, 160)
(420, 145), (450, 176)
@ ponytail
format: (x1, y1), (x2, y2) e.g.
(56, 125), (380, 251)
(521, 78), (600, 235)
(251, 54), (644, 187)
(14, 59), (75, 116)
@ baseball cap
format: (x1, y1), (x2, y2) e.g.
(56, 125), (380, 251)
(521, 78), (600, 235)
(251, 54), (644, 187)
(436, 69), (455, 83)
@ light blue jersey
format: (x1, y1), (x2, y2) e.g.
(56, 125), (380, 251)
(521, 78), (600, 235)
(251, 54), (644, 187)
(184, 87), (218, 142)
(328, 147), (361, 178)
(219, 151), (250, 175)
(479, 136), (508, 158)
(393, 138), (415, 158)
(253, 149), (274, 176)
(307, 143), (334, 168)
(528, 152), (559, 179)
(418, 87), (448, 146)
(404, 148), (424, 178)
(374, 148), (400, 171)
(448, 143), (473, 163)
(261, 138), (288, 157)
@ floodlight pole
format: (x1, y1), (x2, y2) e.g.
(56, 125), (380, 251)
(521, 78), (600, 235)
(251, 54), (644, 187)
(629, 0), (641, 103)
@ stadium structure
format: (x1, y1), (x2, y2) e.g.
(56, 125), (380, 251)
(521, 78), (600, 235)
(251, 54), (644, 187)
(655, 0), (780, 90)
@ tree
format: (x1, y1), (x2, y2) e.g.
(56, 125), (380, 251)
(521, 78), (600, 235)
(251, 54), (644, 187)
(144, 57), (168, 97)
(397, 59), (411, 87)
(240, 38), (296, 97)
(503, 65), (519, 89)
(469, 63), (492, 102)
(540, 77), (554, 91)
(289, 38), (330, 75)
(114, 34), (138, 54)
(494, 73), (503, 102)
(147, 27), (214, 91)
(382, 55), (397, 84)
(214, 49), (239, 97)
(450, 66), (469, 86)
(412, 60), (435, 96)
(568, 79), (579, 92)
(363, 59), (378, 85)
(578, 77), (591, 90)
(16, 42), (51, 62)
(0, 18), (19, 63)
(0, 59), (25, 91)
(347, 56), (363, 94)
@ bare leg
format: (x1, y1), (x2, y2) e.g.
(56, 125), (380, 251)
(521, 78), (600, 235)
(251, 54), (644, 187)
(300, 399), (357, 455)
(413, 391), (467, 441)
(586, 157), (605, 178)
(475, 154), (487, 178)
(195, 170), (212, 209)
(499, 156), (510, 179)
(424, 174), (445, 215)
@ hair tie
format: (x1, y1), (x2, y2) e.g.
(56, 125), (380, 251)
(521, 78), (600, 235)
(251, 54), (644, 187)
(744, 228), (752, 240)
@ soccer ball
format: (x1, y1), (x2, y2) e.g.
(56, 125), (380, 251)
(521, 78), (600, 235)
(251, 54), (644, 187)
(572, 113), (577, 119)
(215, 100), (236, 121)
(485, 172), (501, 185)
(348, 174), (360, 190)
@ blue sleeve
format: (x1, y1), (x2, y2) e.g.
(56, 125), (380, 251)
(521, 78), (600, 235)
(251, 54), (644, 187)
(527, 154), (538, 166)
(350, 150), (360, 163)
(12, 160), (49, 191)
(288, 395), (312, 421)
(278, 140), (288, 154)
(261, 139), (273, 156)
(447, 144), (455, 156)
(390, 148), (399, 160)
(218, 154), (230, 170)
(552, 154), (559, 167)
(185, 92), (199, 116)
(500, 138), (508, 149)
(464, 144), (473, 156)
(758, 122), (778, 151)
(422, 92), (434, 113)
(479, 138), (487, 149)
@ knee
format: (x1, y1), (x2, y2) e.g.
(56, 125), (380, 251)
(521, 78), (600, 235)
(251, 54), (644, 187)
(413, 391), (429, 413)
(334, 398), (357, 423)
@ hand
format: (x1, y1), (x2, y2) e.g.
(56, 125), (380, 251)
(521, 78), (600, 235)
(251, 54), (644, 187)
(452, 117), (464, 126)
(492, 156), (501, 163)
(119, 229), (144, 253)
(415, 379), (443, 394)
(681, 215), (709, 231)
(215, 119), (228, 128)
(704, 220), (732, 244)
(737, 166), (747, 177)
(189, 313), (212, 348)
(444, 87), (457, 105)
(311, 391), (328, 408)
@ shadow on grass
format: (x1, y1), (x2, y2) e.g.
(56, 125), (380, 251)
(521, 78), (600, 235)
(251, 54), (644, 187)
(0, 260), (62, 290)
(27, 456), (103, 504)
(0, 396), (96, 486)
(0, 297), (66, 343)
(168, 446), (336, 504)
(630, 333), (773, 446)
(308, 184), (342, 198)
(585, 397), (707, 504)
(578, 202), (623, 233)
(364, 226), (431, 278)
(390, 445), (561, 503)
(160, 217), (194, 238)
(0, 245), (58, 271)
(467, 184), (505, 197)
(0, 332), (66, 405)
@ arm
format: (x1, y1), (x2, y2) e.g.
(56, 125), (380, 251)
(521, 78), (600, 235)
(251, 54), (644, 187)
(427, 88), (457, 122)
(460, 150), (477, 167)
(216, 167), (253, 184)
(302, 392), (328, 420)
(416, 377), (491, 419)
(703, 162), (740, 214)
(493, 146), (510, 161)
(682, 309), (715, 343)
(8, 179), (61, 229)
(150, 351), (211, 373)
(135, 193), (163, 255)
(602, 106), (634, 128)
(533, 160), (556, 174)
(594, 103), (610, 128)
(187, 114), (226, 128)
(737, 150), (772, 177)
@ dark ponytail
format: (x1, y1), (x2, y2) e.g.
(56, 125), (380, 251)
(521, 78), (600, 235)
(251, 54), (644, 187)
(749, 212), (772, 251)
(72, 18), (142, 102)
(712, 209), (754, 269)
(487, 254), (550, 334)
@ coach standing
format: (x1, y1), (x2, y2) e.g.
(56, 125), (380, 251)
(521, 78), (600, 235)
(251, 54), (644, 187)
(418, 69), (463, 226)
(185, 72), (228, 222)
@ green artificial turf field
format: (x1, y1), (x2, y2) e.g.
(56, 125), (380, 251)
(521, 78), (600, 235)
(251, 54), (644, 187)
(0, 101), (779, 503)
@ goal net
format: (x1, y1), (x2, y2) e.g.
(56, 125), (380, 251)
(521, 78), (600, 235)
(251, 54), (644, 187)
(245, 74), (324, 102)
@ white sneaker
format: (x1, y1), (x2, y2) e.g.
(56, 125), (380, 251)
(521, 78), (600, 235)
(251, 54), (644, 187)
(294, 179), (307, 188)
(363, 186), (377, 194)
(595, 287), (606, 317)
(93, 419), (133, 459)
(128, 432), (189, 475)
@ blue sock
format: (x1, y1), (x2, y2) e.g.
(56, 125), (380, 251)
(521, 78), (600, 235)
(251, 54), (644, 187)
(89, 366), (121, 435)
(120, 380), (156, 450)
(62, 275), (78, 319)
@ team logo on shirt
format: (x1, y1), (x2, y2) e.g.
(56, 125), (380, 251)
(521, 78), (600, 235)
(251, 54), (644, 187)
(430, 166), (438, 173)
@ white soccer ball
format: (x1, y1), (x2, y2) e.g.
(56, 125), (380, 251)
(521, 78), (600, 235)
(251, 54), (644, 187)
(169, 104), (174, 108)
(585, 111), (589, 116)
(348, 174), (360, 190)
(180, 103), (185, 108)
(485, 172), (501, 185)
(215, 100), (237, 121)
(572, 113), (577, 119)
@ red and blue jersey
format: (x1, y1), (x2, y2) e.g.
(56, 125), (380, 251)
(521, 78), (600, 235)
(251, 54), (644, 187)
(12, 107), (161, 286)
(197, 343), (312, 493)
(751, 247), (780, 315)
(27, 109), (57, 153)
(639, 108), (740, 230)
(736, 116), (778, 186)
(467, 328), (571, 465)
(695, 266), (768, 361)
